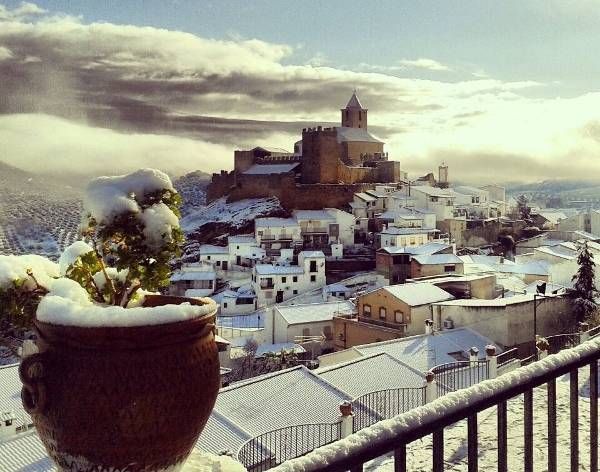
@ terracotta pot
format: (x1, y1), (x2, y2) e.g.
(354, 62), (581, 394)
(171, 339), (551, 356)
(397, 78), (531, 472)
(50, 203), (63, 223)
(19, 295), (220, 472)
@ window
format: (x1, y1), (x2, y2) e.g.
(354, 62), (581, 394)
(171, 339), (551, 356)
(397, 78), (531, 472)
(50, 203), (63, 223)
(223, 302), (228, 309)
(310, 275), (316, 282)
(293, 289), (298, 295)
(379, 307), (387, 320)
(282, 276), (287, 283)
(207, 255), (211, 260)
(216, 261), (221, 266)
(430, 196), (438, 203)
(258, 230), (263, 236)
(444, 265), (456, 273)
(310, 260), (317, 272)
(363, 304), (371, 317)
(293, 276), (298, 282)
(394, 310), (404, 323)
(237, 246), (240, 250)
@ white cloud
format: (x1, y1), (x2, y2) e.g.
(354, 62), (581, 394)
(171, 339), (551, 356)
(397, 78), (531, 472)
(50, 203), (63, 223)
(398, 58), (452, 72)
(0, 46), (12, 60)
(0, 114), (232, 177)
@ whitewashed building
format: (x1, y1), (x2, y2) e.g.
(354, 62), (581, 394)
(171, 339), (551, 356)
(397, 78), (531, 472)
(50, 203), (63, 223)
(169, 263), (217, 297)
(293, 209), (355, 248)
(251, 251), (326, 307)
(410, 186), (456, 221)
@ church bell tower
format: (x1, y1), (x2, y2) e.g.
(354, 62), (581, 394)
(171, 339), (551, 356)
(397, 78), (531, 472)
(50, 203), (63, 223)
(341, 91), (367, 129)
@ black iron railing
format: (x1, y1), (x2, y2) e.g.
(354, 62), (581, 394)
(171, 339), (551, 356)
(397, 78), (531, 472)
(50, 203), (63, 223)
(238, 422), (342, 471)
(273, 339), (600, 472)
(547, 333), (580, 354)
(590, 325), (600, 339)
(352, 387), (426, 432)
(497, 347), (519, 366)
(432, 360), (489, 396)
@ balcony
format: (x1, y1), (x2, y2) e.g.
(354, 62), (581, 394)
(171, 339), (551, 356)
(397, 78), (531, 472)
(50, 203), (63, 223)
(271, 336), (600, 472)
(356, 316), (407, 331)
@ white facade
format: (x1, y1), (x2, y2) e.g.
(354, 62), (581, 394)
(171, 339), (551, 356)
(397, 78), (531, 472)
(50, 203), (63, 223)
(410, 186), (456, 221)
(293, 208), (355, 247)
(379, 228), (431, 248)
(251, 251), (326, 307)
(452, 186), (490, 219)
(254, 218), (302, 247)
(198, 245), (231, 269)
(228, 235), (266, 266)
(169, 264), (217, 297)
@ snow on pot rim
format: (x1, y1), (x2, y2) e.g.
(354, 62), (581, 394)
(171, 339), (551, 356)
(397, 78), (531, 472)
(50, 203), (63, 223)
(36, 278), (217, 327)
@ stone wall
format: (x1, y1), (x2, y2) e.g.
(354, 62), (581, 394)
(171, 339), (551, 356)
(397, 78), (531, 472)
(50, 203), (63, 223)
(342, 141), (383, 165)
(207, 170), (235, 201)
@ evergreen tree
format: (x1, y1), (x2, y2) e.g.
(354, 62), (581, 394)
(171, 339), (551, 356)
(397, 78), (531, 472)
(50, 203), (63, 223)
(516, 194), (531, 221)
(570, 241), (598, 323)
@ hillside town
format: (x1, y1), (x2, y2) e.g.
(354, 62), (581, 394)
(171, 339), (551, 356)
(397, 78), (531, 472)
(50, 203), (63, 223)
(2, 92), (600, 472)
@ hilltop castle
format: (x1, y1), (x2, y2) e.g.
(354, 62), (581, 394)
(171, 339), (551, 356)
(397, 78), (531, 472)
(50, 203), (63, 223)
(207, 92), (402, 209)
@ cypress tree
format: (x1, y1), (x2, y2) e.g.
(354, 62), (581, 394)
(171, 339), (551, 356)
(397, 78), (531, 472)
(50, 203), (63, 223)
(570, 241), (598, 323)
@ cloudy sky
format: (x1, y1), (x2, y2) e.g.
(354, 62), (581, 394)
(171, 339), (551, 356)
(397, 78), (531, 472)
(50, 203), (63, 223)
(2, 1), (600, 182)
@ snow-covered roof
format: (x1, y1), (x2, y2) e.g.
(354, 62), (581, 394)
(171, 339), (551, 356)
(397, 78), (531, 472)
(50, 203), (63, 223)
(411, 254), (463, 266)
(379, 210), (424, 220)
(356, 327), (501, 372)
(0, 363), (31, 428)
(410, 186), (454, 198)
(276, 300), (356, 325)
(228, 235), (257, 244)
(316, 353), (424, 397)
(199, 244), (229, 255)
(355, 192), (377, 202)
(195, 410), (255, 457)
(299, 250), (325, 258)
(453, 185), (488, 196)
(214, 366), (352, 436)
(380, 227), (433, 235)
(242, 163), (300, 175)
(323, 283), (351, 293)
(170, 269), (216, 281)
(255, 218), (299, 228)
(434, 293), (556, 307)
(379, 242), (451, 255)
(255, 264), (305, 276)
(0, 432), (55, 471)
(382, 283), (454, 307)
(336, 127), (383, 144)
(534, 245), (576, 260)
(536, 211), (568, 225)
(293, 210), (335, 221)
(523, 280), (568, 295)
(255, 343), (306, 357)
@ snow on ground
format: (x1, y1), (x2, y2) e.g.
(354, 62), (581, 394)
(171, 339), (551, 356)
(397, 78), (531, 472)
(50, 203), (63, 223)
(183, 451), (247, 471)
(181, 197), (283, 233)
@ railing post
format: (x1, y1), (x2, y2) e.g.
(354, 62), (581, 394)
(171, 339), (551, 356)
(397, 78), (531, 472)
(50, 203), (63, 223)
(537, 335), (549, 360)
(486, 345), (497, 379)
(425, 371), (437, 403)
(580, 322), (590, 343)
(469, 347), (479, 366)
(339, 401), (354, 439)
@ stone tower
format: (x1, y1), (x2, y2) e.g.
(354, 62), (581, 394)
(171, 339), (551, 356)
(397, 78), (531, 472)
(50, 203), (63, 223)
(341, 91), (367, 129)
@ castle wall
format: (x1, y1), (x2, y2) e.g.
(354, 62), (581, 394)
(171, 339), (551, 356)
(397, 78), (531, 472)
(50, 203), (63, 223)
(342, 141), (383, 165)
(207, 170), (236, 201)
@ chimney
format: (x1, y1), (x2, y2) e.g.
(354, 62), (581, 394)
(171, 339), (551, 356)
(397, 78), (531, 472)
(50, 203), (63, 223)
(425, 319), (434, 335)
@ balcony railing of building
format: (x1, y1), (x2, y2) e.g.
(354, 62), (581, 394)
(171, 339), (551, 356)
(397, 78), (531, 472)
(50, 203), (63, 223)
(356, 316), (407, 332)
(273, 337), (600, 472)
(432, 358), (489, 396)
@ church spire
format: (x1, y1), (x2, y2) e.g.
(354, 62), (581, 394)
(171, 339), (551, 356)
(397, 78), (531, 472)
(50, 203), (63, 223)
(341, 91), (367, 129)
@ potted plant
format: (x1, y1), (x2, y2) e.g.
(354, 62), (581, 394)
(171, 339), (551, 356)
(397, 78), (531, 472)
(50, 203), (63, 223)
(0, 169), (220, 472)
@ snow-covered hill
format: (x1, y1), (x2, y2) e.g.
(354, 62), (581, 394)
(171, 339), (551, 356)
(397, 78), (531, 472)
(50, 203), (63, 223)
(173, 170), (211, 216)
(0, 162), (83, 260)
